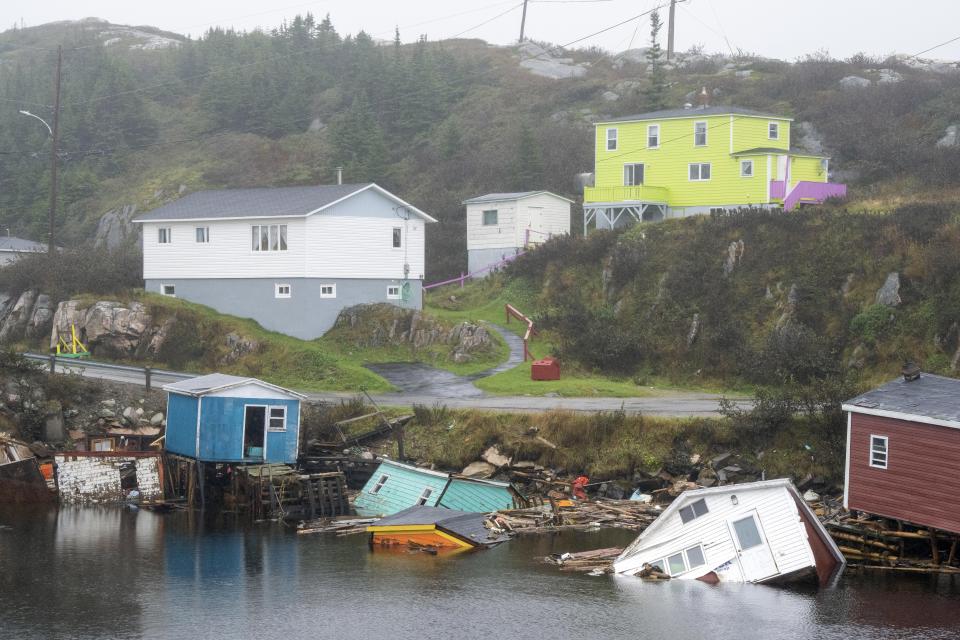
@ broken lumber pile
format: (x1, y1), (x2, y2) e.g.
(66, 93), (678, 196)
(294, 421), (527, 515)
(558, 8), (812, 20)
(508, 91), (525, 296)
(297, 517), (378, 536)
(495, 499), (662, 534)
(544, 547), (623, 574)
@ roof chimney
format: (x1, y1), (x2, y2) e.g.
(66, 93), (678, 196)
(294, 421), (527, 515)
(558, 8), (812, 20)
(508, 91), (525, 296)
(336, 167), (343, 185)
(902, 361), (921, 382)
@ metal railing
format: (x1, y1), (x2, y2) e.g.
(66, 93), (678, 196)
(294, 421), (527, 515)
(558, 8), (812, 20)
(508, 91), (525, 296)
(22, 352), (194, 391)
(583, 185), (669, 203)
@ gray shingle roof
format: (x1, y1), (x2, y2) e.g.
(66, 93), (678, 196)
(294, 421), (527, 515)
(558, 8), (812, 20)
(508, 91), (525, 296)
(134, 184), (372, 222)
(843, 373), (960, 425)
(462, 191), (573, 205)
(599, 105), (791, 124)
(163, 373), (304, 398)
(0, 236), (47, 252)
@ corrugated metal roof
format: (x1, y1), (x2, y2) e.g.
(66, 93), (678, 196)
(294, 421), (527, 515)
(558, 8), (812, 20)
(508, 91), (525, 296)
(843, 373), (960, 425)
(133, 183), (436, 223)
(0, 236), (47, 252)
(462, 191), (574, 205)
(163, 373), (304, 399)
(598, 105), (791, 124)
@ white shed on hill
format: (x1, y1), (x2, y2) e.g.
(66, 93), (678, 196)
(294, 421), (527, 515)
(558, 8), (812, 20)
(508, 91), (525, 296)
(462, 191), (572, 275)
(613, 479), (844, 585)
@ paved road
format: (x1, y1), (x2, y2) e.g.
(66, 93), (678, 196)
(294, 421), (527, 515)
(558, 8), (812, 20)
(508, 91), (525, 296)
(33, 352), (748, 416)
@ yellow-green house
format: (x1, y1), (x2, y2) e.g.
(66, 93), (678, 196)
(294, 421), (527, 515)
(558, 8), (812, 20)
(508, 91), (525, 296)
(583, 106), (846, 231)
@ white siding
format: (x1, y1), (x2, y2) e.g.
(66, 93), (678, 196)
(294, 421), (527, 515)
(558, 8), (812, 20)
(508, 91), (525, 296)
(466, 202), (518, 251)
(517, 193), (571, 246)
(614, 485), (816, 582)
(142, 190), (427, 281)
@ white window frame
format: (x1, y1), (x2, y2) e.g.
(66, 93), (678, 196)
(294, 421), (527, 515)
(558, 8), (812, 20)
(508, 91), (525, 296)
(623, 163), (645, 186)
(251, 224), (288, 252)
(653, 543), (706, 577)
(320, 284), (337, 299)
(160, 284), (176, 297)
(694, 121), (708, 146)
(158, 227), (172, 244)
(689, 163), (712, 181)
(679, 497), (709, 524)
(740, 159), (754, 177)
(275, 283), (291, 299)
(768, 122), (780, 140)
(371, 474), (389, 494)
(647, 124), (660, 149)
(386, 285), (401, 300)
(195, 226), (210, 243)
(267, 406), (287, 431)
(416, 487), (434, 506)
(482, 210), (498, 226)
(869, 434), (888, 469)
(606, 127), (618, 151)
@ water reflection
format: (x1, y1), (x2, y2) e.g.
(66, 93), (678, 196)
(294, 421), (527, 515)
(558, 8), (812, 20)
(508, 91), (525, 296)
(1, 507), (959, 640)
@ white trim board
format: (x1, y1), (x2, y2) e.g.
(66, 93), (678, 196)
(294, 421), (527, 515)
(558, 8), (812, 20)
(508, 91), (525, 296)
(842, 405), (960, 431)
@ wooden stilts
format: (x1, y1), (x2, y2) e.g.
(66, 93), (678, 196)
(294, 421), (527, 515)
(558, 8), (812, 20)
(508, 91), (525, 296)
(947, 539), (958, 566)
(931, 529), (940, 566)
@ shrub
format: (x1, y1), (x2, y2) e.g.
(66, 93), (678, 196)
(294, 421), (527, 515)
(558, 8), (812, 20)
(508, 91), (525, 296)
(849, 304), (894, 344)
(0, 246), (142, 299)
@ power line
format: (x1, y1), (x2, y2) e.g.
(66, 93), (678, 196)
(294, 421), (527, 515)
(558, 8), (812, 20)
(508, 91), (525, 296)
(908, 34), (960, 59)
(450, 3), (525, 39)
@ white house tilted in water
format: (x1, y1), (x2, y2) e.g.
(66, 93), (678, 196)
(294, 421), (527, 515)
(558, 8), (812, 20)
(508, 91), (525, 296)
(613, 479), (844, 585)
(134, 183), (435, 339)
(462, 191), (571, 275)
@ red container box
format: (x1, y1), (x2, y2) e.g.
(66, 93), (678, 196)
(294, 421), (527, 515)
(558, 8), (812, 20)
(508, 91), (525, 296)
(531, 357), (560, 381)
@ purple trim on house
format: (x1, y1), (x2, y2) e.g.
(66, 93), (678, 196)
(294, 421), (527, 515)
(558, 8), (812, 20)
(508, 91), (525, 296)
(770, 180), (786, 199)
(423, 250), (527, 290)
(784, 181), (847, 211)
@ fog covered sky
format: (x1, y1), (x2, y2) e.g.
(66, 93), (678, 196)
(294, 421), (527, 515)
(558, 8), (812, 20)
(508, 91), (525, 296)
(2, 0), (959, 61)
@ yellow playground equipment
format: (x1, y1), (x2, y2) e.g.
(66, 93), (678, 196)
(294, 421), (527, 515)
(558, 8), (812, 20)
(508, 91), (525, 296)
(55, 324), (90, 359)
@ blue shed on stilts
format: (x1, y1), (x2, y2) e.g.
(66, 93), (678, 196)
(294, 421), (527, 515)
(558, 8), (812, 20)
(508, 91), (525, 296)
(163, 373), (305, 464)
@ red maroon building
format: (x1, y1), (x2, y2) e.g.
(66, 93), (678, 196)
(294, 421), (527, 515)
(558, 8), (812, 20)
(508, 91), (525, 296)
(842, 370), (960, 534)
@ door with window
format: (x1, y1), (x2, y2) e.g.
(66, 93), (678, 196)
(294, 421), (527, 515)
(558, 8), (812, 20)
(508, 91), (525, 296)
(727, 511), (778, 581)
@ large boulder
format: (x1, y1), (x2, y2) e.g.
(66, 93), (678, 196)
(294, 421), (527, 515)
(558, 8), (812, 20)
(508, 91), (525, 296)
(875, 272), (901, 307)
(0, 290), (38, 343)
(50, 300), (152, 357)
(839, 75), (871, 88)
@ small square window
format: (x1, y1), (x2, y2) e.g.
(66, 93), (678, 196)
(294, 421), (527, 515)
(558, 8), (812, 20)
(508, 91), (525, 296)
(606, 127), (618, 151)
(482, 210), (498, 226)
(416, 487), (433, 506)
(195, 227), (210, 243)
(870, 435), (888, 469)
(320, 284), (336, 298)
(387, 285), (401, 300)
(371, 474), (389, 494)
(268, 406), (286, 430)
(161, 284), (176, 297)
(685, 545), (705, 569)
(158, 227), (172, 244)
(393, 227), (402, 248)
(740, 160), (754, 177)
(275, 284), (291, 298)
(667, 552), (687, 575)
(769, 122), (780, 140)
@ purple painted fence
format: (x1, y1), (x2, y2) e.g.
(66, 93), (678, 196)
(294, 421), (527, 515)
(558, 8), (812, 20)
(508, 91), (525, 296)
(423, 250), (526, 291)
(784, 181), (847, 211)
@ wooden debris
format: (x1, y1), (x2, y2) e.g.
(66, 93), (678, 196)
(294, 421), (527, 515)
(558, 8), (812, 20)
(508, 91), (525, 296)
(497, 499), (662, 534)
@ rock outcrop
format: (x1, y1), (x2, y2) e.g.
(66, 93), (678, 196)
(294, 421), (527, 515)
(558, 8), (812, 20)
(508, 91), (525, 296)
(0, 290), (40, 343)
(333, 303), (495, 362)
(875, 272), (902, 307)
(94, 204), (140, 249)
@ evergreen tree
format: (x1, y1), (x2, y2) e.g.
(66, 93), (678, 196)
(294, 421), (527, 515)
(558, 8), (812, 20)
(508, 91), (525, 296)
(644, 11), (669, 111)
(329, 93), (389, 181)
(510, 122), (543, 190)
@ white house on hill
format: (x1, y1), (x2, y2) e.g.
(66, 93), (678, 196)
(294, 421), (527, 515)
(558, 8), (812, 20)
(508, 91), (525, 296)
(0, 236), (49, 265)
(462, 191), (572, 275)
(134, 183), (435, 339)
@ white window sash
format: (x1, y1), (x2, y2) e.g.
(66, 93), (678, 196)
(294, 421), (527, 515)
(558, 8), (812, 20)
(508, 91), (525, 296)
(741, 160), (754, 177)
(647, 124), (659, 148)
(694, 121), (707, 146)
(268, 406), (287, 431)
(606, 128), (618, 150)
(869, 435), (888, 469)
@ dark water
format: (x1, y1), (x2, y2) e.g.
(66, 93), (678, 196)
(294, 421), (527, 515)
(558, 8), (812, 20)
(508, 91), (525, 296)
(2, 506), (959, 640)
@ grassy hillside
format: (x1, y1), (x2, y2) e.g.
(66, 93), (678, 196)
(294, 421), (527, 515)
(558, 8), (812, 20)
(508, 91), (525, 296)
(1, 17), (959, 283)
(433, 203), (960, 392)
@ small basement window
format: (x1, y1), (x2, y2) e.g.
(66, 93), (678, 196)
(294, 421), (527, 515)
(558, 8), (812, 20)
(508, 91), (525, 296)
(161, 284), (176, 297)
(482, 210), (498, 226)
(195, 227), (210, 243)
(320, 284), (336, 298)
(275, 283), (291, 298)
(416, 487), (433, 506)
(387, 285), (401, 300)
(679, 498), (709, 524)
(158, 227), (172, 244)
(371, 474), (389, 494)
(740, 159), (754, 177)
(392, 227), (402, 248)
(268, 406), (286, 431)
(870, 435), (888, 469)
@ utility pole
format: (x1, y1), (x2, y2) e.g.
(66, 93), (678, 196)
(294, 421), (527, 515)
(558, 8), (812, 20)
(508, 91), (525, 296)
(667, 0), (677, 60)
(47, 45), (62, 256)
(519, 0), (529, 42)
